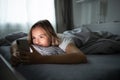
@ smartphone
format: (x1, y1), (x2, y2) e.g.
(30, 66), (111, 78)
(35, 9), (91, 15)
(16, 39), (30, 53)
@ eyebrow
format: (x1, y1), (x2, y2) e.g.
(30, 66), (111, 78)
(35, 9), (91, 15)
(32, 33), (46, 37)
(39, 34), (46, 36)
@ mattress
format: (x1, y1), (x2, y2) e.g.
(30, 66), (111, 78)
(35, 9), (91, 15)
(14, 54), (120, 80)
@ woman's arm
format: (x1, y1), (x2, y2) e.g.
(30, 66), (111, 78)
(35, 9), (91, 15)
(20, 43), (87, 64)
(10, 40), (21, 66)
(65, 43), (87, 63)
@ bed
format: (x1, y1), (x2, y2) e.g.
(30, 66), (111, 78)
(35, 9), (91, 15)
(0, 25), (120, 80)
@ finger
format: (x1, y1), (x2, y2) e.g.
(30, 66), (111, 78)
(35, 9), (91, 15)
(20, 59), (30, 63)
(19, 52), (27, 55)
(20, 55), (29, 60)
(11, 55), (21, 61)
(20, 56), (30, 64)
(13, 51), (20, 57)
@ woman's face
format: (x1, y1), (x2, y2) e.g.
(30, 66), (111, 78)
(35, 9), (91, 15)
(31, 26), (51, 47)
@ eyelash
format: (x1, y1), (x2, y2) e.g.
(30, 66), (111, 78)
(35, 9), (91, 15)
(32, 35), (45, 40)
(39, 36), (44, 38)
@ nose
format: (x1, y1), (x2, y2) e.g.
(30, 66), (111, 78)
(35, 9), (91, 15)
(34, 39), (40, 45)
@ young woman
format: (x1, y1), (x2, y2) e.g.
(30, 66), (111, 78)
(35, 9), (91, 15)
(11, 19), (87, 66)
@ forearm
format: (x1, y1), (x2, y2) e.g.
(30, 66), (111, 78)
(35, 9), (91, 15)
(19, 45), (87, 64)
(29, 53), (87, 64)
(46, 53), (87, 64)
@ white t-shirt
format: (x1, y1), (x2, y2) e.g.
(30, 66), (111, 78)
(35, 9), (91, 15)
(58, 34), (74, 51)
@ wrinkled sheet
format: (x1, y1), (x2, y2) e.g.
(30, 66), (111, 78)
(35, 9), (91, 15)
(63, 28), (120, 54)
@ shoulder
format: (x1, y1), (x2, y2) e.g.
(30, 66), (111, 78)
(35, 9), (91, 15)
(65, 42), (84, 55)
(57, 33), (74, 51)
(57, 33), (73, 42)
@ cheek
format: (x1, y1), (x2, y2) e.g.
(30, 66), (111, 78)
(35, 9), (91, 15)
(32, 39), (37, 45)
(33, 40), (35, 44)
(44, 38), (51, 46)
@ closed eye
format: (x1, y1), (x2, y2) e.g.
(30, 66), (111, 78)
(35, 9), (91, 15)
(39, 36), (44, 38)
(39, 34), (46, 38)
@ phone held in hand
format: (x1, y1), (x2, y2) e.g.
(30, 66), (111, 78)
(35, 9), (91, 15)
(16, 39), (30, 54)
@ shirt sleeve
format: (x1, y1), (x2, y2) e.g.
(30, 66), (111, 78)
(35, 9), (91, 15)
(59, 35), (73, 51)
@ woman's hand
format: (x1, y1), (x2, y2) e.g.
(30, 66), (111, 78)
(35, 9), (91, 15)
(10, 41), (21, 66)
(11, 55), (21, 66)
(19, 52), (38, 64)
(11, 51), (38, 65)
(19, 51), (43, 64)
